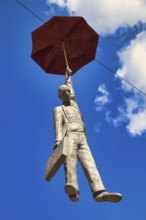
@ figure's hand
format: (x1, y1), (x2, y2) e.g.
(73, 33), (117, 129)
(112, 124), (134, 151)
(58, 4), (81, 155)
(53, 140), (61, 150)
(66, 66), (72, 76)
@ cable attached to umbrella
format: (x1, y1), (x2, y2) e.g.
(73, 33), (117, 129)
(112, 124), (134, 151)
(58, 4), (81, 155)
(16, 0), (45, 23)
(95, 59), (146, 96)
(16, 0), (146, 96)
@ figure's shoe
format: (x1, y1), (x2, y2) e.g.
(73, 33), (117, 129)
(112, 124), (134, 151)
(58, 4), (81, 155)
(65, 185), (79, 202)
(94, 191), (122, 203)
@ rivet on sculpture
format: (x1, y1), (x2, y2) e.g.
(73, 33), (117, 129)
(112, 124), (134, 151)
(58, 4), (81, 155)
(31, 16), (122, 203)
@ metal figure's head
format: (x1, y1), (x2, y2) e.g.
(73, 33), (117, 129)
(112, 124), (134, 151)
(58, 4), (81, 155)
(58, 85), (71, 103)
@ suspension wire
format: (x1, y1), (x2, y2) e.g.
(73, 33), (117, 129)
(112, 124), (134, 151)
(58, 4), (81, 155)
(95, 59), (146, 96)
(16, 0), (45, 23)
(16, 0), (146, 96)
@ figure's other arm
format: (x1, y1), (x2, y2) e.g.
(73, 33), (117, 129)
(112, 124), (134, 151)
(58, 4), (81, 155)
(53, 106), (63, 149)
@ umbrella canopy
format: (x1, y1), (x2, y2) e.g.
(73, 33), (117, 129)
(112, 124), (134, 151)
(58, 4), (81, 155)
(31, 16), (99, 75)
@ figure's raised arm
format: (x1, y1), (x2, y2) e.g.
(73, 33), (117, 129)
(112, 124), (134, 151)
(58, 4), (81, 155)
(65, 67), (76, 100)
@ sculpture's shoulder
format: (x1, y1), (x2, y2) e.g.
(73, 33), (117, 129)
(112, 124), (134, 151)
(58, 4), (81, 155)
(53, 106), (63, 115)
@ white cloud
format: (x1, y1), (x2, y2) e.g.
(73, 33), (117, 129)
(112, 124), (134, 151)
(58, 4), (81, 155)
(95, 123), (101, 133)
(125, 98), (146, 136)
(114, 31), (146, 136)
(46, 0), (146, 35)
(47, 0), (66, 7)
(105, 108), (126, 128)
(117, 31), (146, 94)
(106, 96), (146, 136)
(94, 84), (111, 111)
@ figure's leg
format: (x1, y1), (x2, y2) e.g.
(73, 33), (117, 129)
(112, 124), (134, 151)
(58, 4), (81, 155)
(64, 133), (79, 201)
(78, 133), (122, 202)
(78, 133), (105, 196)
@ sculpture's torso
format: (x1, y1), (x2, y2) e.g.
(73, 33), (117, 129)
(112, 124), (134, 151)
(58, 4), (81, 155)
(63, 104), (84, 132)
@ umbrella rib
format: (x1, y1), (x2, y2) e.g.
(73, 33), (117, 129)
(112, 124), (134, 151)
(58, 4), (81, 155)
(66, 19), (83, 39)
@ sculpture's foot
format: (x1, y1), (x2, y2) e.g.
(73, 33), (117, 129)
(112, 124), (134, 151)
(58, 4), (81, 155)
(65, 185), (79, 202)
(94, 191), (122, 203)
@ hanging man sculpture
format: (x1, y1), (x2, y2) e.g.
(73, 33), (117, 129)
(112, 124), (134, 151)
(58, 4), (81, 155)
(53, 67), (122, 202)
(30, 15), (122, 203)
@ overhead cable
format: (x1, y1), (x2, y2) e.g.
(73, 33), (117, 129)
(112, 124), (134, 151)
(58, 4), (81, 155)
(16, 0), (45, 23)
(95, 59), (146, 95)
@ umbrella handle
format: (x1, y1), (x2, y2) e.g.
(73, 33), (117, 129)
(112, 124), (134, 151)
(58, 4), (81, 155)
(62, 41), (69, 68)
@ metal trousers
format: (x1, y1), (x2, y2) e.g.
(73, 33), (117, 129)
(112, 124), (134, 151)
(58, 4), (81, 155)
(64, 132), (105, 195)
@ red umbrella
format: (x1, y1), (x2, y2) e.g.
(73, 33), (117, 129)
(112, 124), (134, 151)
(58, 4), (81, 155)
(31, 16), (99, 75)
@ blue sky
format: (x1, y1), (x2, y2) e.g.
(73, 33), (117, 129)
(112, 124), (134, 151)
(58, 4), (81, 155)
(1, 1), (146, 220)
